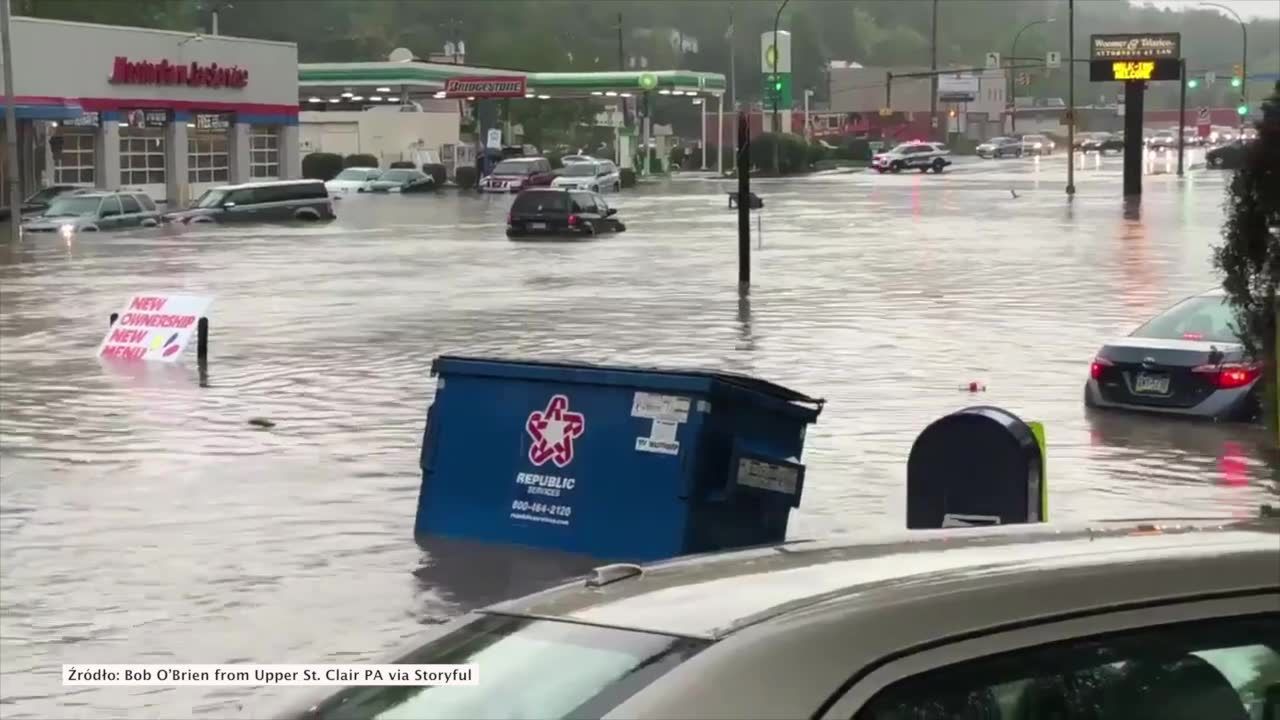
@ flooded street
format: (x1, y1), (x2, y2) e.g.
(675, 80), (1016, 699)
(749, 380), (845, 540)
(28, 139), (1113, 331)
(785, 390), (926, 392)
(1, 153), (1275, 717)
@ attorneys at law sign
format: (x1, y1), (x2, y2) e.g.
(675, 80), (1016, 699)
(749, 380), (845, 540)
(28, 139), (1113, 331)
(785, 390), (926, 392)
(97, 293), (212, 363)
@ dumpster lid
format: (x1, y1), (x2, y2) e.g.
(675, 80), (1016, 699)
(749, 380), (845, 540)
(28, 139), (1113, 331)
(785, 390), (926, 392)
(432, 356), (825, 410)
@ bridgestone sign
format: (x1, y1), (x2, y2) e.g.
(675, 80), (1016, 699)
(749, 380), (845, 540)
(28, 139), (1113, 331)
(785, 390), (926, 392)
(1089, 33), (1181, 60)
(443, 76), (527, 98)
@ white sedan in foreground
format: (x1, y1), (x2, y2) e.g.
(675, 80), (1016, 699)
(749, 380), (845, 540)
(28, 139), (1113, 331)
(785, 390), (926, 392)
(273, 516), (1278, 719)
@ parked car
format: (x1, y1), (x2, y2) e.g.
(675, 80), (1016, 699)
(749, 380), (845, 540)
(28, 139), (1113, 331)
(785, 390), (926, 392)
(1081, 132), (1125, 154)
(165, 180), (335, 224)
(871, 142), (951, 173)
(1206, 140), (1250, 170)
(22, 190), (160, 234)
(363, 168), (436, 193)
(551, 160), (622, 193)
(1147, 129), (1178, 152)
(271, 517), (1279, 720)
(505, 188), (625, 239)
(0, 184), (82, 221)
(324, 167), (381, 194)
(482, 157), (556, 193)
(1021, 133), (1055, 155)
(1085, 288), (1260, 421)
(975, 137), (1022, 159)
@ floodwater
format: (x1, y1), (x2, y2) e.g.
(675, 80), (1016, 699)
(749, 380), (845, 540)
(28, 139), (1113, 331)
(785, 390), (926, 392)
(1, 151), (1275, 718)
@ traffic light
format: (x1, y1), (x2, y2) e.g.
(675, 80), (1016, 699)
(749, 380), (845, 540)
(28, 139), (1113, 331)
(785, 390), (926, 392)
(1237, 103), (1248, 116)
(1187, 78), (1199, 89)
(773, 79), (783, 92)
(1231, 64), (1243, 87)
(1231, 76), (1242, 88)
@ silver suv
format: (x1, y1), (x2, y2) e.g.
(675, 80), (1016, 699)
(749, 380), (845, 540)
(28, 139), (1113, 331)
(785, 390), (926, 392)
(273, 517), (1279, 719)
(21, 189), (160, 233)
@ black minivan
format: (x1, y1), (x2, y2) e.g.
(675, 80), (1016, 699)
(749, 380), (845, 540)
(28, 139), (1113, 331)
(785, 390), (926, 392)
(166, 180), (335, 224)
(506, 188), (625, 239)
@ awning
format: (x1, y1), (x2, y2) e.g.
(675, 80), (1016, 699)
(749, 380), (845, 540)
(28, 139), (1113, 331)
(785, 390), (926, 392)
(1, 96), (86, 121)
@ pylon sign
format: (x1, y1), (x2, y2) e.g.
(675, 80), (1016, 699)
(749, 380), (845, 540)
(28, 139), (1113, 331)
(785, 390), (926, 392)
(761, 31), (792, 110)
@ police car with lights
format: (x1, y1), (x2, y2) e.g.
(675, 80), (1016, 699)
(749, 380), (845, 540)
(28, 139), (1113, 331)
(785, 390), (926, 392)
(871, 141), (952, 174)
(275, 515), (1278, 720)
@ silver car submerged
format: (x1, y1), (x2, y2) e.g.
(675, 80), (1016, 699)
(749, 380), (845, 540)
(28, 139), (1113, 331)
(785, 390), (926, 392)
(271, 517), (1279, 719)
(1085, 289), (1262, 421)
(22, 190), (161, 234)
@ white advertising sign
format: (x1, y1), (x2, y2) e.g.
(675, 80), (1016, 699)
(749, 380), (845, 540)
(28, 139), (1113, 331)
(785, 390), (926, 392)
(97, 293), (212, 363)
(937, 74), (979, 101)
(486, 128), (502, 149)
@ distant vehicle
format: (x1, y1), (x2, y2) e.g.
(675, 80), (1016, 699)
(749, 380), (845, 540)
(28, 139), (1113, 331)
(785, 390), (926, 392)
(1206, 140), (1250, 169)
(482, 157), (556, 193)
(1241, 127), (1258, 142)
(551, 160), (622, 193)
(1081, 132), (1124, 154)
(1209, 126), (1238, 145)
(22, 190), (160, 234)
(271, 517), (1279, 720)
(363, 168), (436, 193)
(1085, 289), (1260, 421)
(975, 137), (1022, 159)
(165, 180), (335, 224)
(324, 167), (381, 194)
(0, 184), (82, 221)
(871, 142), (951, 173)
(1021, 134), (1055, 155)
(1147, 129), (1178, 152)
(505, 188), (625, 239)
(1182, 128), (1205, 148)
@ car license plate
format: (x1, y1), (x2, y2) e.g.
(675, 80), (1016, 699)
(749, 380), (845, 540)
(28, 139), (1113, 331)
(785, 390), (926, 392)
(1134, 373), (1170, 394)
(530, 222), (547, 230)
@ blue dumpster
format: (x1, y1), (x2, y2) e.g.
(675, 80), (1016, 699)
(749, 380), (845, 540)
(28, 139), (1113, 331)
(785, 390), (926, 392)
(416, 356), (824, 561)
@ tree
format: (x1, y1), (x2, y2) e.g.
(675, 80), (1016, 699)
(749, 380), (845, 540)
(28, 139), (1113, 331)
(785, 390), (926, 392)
(1214, 81), (1280, 430)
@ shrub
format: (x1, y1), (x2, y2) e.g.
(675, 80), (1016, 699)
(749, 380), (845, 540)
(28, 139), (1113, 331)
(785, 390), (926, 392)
(749, 133), (811, 174)
(421, 163), (447, 187)
(806, 141), (829, 166)
(388, 160), (416, 169)
(619, 168), (637, 188)
(832, 138), (872, 162)
(343, 153), (379, 168)
(454, 165), (479, 189)
(301, 152), (343, 181)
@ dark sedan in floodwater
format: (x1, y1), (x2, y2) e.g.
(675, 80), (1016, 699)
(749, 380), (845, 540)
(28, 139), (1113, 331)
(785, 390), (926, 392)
(1085, 289), (1261, 421)
(506, 188), (625, 240)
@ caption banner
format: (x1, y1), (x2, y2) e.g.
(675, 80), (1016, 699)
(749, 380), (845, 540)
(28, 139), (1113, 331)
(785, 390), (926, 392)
(63, 664), (478, 687)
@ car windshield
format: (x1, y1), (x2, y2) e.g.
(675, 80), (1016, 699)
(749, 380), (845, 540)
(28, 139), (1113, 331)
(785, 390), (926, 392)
(43, 196), (100, 217)
(562, 164), (598, 177)
(1131, 295), (1241, 344)
(494, 161), (534, 175)
(193, 189), (228, 208)
(300, 615), (707, 720)
(26, 186), (70, 204)
(381, 170), (417, 182)
(335, 169), (377, 181)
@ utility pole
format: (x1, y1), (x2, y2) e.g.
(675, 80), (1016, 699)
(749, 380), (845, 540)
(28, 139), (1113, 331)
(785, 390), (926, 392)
(1176, 58), (1186, 176)
(2, 0), (20, 240)
(1065, 0), (1076, 196)
(929, 0), (938, 141)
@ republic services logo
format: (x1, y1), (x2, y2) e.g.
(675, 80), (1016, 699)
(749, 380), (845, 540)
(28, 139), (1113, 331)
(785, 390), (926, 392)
(526, 395), (586, 468)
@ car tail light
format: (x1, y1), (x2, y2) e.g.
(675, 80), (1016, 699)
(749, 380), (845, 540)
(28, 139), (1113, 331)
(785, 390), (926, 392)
(568, 214), (579, 227)
(1090, 356), (1113, 380)
(1193, 362), (1261, 390)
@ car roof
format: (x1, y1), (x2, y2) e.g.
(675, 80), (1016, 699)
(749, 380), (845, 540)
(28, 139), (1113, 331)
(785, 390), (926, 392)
(215, 179), (326, 190)
(487, 518), (1278, 640)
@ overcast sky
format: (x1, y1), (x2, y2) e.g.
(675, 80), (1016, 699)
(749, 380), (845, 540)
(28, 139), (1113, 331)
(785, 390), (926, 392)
(1132, 0), (1280, 20)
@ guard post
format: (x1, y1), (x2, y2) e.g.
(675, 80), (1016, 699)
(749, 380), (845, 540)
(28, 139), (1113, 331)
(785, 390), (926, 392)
(907, 406), (1047, 529)
(1088, 32), (1183, 198)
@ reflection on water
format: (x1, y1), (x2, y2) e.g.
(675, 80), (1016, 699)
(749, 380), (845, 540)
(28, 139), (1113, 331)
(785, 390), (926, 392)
(0, 164), (1274, 718)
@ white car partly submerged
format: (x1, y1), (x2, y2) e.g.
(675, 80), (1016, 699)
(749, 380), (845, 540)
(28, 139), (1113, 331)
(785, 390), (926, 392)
(551, 159), (622, 193)
(324, 167), (381, 194)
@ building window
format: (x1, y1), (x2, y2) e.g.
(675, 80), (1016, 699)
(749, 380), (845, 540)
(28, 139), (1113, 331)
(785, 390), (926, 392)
(54, 132), (96, 185)
(188, 132), (229, 183)
(119, 129), (166, 186)
(250, 128), (280, 179)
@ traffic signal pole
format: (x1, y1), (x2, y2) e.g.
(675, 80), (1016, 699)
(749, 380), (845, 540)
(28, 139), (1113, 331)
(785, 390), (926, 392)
(1177, 58), (1186, 177)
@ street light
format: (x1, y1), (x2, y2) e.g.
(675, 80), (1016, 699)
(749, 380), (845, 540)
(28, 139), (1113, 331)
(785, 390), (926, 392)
(1200, 3), (1246, 126)
(1009, 17), (1054, 133)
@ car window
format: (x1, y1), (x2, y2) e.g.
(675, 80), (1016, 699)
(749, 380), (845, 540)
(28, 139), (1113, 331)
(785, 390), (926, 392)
(854, 614), (1278, 720)
(592, 194), (610, 213)
(133, 194), (156, 211)
(118, 194), (142, 214)
(300, 615), (707, 720)
(226, 188), (256, 205)
(1131, 295), (1240, 344)
(563, 163), (598, 177)
(46, 196), (103, 217)
(569, 192), (596, 213)
(493, 161), (533, 175)
(538, 160), (552, 173)
(254, 186), (287, 203)
(512, 192), (567, 213)
(99, 196), (122, 217)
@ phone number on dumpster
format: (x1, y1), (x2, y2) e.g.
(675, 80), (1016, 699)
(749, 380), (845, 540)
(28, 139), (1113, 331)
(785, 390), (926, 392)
(510, 499), (573, 526)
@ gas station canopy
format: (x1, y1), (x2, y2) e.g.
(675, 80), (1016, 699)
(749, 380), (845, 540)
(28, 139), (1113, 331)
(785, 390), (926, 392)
(298, 61), (726, 105)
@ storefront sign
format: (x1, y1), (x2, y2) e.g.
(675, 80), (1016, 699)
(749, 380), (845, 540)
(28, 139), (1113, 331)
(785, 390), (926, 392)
(63, 112), (101, 128)
(1089, 33), (1180, 60)
(194, 113), (232, 131)
(443, 76), (527, 98)
(124, 109), (170, 128)
(1089, 58), (1180, 82)
(97, 294), (213, 363)
(109, 56), (249, 89)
